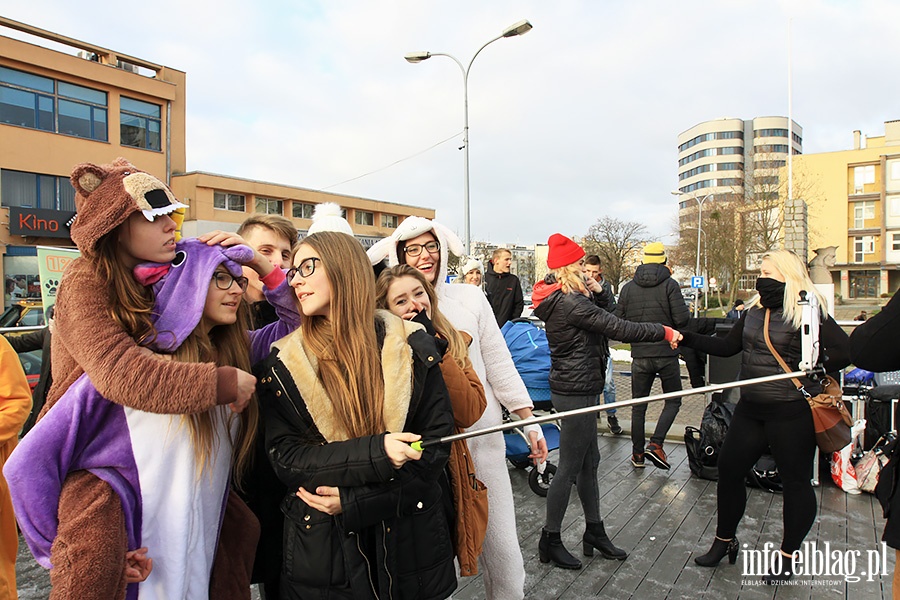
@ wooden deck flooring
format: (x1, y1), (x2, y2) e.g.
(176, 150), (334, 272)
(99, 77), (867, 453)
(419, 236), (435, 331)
(453, 433), (893, 600)
(14, 433), (894, 599)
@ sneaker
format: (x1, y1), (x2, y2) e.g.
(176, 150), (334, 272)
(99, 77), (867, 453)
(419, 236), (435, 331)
(607, 416), (623, 435)
(631, 453), (645, 468)
(645, 443), (670, 470)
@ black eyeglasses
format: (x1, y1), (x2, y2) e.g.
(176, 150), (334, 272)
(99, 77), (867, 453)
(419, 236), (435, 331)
(287, 257), (321, 280)
(403, 241), (440, 257)
(213, 271), (249, 292)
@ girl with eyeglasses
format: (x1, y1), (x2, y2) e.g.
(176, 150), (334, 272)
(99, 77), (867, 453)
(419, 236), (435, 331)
(256, 231), (458, 600)
(8, 238), (301, 599)
(368, 218), (546, 600)
(33, 159), (280, 599)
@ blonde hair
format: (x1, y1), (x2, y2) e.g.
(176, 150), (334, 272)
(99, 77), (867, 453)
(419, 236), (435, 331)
(756, 249), (828, 330)
(552, 263), (588, 295)
(375, 265), (468, 369)
(300, 232), (386, 437)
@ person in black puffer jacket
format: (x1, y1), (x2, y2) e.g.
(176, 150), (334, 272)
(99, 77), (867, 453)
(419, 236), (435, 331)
(614, 242), (690, 470)
(678, 250), (849, 584)
(531, 233), (680, 570)
(257, 232), (457, 600)
(848, 291), (900, 594)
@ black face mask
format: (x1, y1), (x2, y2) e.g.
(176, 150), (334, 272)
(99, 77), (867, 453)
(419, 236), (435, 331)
(756, 277), (785, 309)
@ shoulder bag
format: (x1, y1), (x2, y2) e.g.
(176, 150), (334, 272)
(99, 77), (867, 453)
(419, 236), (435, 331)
(763, 308), (852, 453)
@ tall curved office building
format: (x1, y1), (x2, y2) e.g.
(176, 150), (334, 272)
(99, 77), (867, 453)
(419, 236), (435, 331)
(676, 116), (803, 210)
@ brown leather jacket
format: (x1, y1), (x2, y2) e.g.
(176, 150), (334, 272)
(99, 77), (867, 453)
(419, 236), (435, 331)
(438, 332), (489, 576)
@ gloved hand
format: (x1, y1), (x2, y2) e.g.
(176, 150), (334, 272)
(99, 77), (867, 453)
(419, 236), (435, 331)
(411, 309), (437, 337)
(522, 423), (545, 442)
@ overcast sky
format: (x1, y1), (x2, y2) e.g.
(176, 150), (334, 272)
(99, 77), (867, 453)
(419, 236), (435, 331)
(5, 1), (900, 247)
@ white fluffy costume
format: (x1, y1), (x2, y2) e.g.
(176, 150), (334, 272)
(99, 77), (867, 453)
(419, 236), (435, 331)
(368, 218), (532, 599)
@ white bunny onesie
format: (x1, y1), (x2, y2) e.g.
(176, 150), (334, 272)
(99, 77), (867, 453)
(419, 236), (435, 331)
(369, 218), (532, 599)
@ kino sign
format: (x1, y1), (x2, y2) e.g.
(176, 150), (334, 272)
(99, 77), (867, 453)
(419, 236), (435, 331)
(8, 207), (74, 239)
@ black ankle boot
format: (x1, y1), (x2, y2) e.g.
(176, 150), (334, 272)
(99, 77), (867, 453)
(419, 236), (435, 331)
(694, 536), (739, 567)
(538, 528), (582, 569)
(762, 557), (794, 584)
(583, 522), (628, 560)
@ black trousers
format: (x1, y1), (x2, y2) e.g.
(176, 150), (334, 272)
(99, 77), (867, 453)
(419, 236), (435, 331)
(715, 399), (817, 553)
(630, 356), (683, 454)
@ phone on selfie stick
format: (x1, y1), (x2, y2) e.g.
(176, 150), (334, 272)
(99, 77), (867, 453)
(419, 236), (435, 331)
(798, 290), (820, 372)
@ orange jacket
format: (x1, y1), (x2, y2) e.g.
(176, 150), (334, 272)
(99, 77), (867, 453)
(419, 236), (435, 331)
(438, 332), (489, 577)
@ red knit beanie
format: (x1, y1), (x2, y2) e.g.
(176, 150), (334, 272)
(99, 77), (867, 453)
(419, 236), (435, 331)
(547, 233), (585, 269)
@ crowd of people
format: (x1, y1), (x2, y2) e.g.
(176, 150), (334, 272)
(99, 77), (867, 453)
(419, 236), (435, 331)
(0, 157), (892, 598)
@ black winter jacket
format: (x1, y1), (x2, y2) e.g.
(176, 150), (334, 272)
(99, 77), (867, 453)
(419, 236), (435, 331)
(680, 306), (850, 404)
(484, 264), (524, 327)
(256, 313), (457, 600)
(532, 279), (666, 396)
(614, 263), (690, 358)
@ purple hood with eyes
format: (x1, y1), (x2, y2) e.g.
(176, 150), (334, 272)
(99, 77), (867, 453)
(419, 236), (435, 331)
(133, 238), (254, 352)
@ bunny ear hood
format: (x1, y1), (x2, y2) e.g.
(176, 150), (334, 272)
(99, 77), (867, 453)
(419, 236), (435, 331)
(133, 238), (254, 352)
(365, 217), (465, 292)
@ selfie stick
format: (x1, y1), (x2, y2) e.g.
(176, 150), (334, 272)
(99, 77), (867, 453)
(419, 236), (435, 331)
(411, 368), (816, 450)
(410, 292), (825, 451)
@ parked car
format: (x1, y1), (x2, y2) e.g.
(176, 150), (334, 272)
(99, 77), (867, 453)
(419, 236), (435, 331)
(0, 299), (44, 329)
(17, 350), (42, 393)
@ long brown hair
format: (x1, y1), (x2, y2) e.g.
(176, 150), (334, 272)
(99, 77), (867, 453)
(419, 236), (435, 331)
(171, 298), (258, 483)
(94, 231), (257, 483)
(375, 265), (468, 369)
(300, 232), (385, 437)
(93, 228), (157, 344)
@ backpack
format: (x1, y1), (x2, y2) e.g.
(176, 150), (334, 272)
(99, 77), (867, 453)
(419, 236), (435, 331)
(501, 319), (551, 390)
(684, 395), (736, 481)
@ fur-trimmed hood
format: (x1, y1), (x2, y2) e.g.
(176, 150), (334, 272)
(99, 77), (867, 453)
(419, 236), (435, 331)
(271, 309), (423, 442)
(366, 217), (465, 294)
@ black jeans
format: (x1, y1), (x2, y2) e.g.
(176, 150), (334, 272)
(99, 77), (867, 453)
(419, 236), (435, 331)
(545, 393), (602, 532)
(630, 356), (682, 454)
(714, 399), (816, 554)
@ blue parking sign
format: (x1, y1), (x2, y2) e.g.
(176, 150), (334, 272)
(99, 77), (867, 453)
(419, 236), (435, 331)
(691, 276), (704, 288)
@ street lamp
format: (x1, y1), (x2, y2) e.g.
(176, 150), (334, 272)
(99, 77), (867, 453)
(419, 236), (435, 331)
(672, 190), (713, 317)
(405, 19), (533, 254)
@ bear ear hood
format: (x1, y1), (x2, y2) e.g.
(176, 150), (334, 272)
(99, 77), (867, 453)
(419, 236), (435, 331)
(69, 158), (188, 257)
(366, 217), (464, 292)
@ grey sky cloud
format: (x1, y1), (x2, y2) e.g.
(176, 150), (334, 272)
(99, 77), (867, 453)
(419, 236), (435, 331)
(6, 0), (899, 248)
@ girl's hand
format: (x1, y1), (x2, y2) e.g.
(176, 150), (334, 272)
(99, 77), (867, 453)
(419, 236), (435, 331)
(384, 432), (423, 469)
(124, 547), (152, 583)
(297, 486), (343, 515)
(230, 369), (256, 414)
(199, 231), (274, 278)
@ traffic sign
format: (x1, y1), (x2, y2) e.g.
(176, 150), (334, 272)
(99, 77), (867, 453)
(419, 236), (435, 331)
(691, 276), (704, 288)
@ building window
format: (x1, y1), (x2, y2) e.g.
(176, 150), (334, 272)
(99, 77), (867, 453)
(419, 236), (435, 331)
(120, 97), (161, 151)
(292, 202), (314, 219)
(892, 232), (900, 252)
(891, 162), (900, 181)
(381, 214), (399, 228)
(753, 128), (789, 138)
(213, 191), (245, 212)
(255, 197), (283, 215)
(677, 130), (743, 152)
(891, 196), (900, 217)
(853, 236), (875, 262)
(355, 210), (374, 226)
(754, 160), (785, 170)
(754, 144), (789, 154)
(1, 169), (76, 210)
(0, 66), (107, 141)
(853, 201), (876, 228)
(854, 165), (876, 190)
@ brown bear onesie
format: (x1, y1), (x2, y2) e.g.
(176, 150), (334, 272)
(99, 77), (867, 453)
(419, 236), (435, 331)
(40, 159), (259, 600)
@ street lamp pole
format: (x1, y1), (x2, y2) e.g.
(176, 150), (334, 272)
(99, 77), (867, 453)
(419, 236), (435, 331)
(405, 20), (533, 255)
(672, 190), (713, 317)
